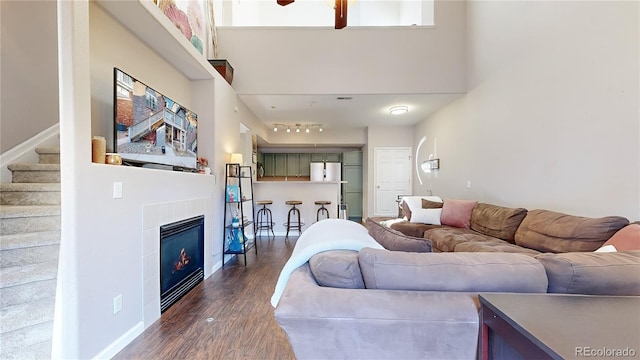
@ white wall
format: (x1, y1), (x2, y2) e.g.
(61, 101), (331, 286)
(0, 1), (59, 153)
(216, 0), (466, 96)
(413, 1), (639, 220)
(54, 2), (259, 358)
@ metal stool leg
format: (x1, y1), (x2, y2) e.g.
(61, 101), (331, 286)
(286, 205), (302, 239)
(316, 205), (330, 221)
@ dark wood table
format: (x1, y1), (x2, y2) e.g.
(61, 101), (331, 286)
(479, 293), (640, 360)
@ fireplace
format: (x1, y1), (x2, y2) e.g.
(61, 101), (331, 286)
(160, 215), (204, 312)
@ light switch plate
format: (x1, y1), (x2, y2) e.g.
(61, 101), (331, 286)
(113, 182), (123, 199)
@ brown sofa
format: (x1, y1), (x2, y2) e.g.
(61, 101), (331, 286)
(368, 198), (630, 255)
(275, 218), (640, 360)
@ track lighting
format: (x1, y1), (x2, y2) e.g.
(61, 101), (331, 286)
(272, 123), (324, 133)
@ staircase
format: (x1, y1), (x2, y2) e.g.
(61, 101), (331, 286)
(0, 147), (60, 360)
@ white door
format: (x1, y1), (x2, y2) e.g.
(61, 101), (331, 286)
(374, 147), (412, 216)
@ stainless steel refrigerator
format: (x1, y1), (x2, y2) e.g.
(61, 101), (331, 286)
(310, 162), (341, 181)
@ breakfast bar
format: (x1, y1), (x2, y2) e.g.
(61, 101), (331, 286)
(253, 179), (345, 236)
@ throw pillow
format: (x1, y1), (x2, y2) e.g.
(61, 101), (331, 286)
(409, 208), (442, 225)
(422, 199), (444, 209)
(440, 199), (477, 229)
(308, 250), (365, 289)
(601, 224), (640, 251)
(365, 218), (432, 252)
(400, 196), (442, 221)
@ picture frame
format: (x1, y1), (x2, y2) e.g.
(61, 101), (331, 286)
(226, 185), (240, 203)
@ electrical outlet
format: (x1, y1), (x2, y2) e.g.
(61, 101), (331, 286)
(113, 294), (122, 314)
(467, 180), (472, 189)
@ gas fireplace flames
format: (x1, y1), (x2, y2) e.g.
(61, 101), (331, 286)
(173, 248), (191, 273)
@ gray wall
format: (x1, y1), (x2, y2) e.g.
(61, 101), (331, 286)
(0, 1), (59, 153)
(413, 1), (639, 220)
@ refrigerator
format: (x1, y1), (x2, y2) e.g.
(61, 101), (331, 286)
(310, 162), (341, 182)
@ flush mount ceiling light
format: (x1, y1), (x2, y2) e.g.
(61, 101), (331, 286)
(389, 105), (409, 115)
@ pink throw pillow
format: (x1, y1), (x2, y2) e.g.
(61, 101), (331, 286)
(440, 199), (477, 229)
(602, 224), (640, 251)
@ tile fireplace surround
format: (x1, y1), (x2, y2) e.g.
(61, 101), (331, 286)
(142, 197), (213, 328)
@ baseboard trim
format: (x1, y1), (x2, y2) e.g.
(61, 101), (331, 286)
(1, 123), (60, 182)
(92, 321), (144, 360)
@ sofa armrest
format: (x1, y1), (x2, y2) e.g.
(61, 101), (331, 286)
(275, 264), (480, 360)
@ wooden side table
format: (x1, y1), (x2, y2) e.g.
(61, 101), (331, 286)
(479, 293), (640, 360)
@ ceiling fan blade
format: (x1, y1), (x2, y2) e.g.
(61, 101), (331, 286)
(334, 0), (347, 29)
(277, 0), (294, 5)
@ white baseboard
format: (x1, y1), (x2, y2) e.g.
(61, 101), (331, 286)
(0, 123), (59, 182)
(92, 321), (144, 360)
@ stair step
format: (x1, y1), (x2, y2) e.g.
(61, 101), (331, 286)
(0, 297), (55, 334)
(7, 163), (60, 183)
(0, 261), (58, 288)
(0, 231), (61, 251)
(35, 147), (60, 165)
(0, 322), (53, 360)
(1, 244), (60, 268)
(1, 279), (57, 307)
(0, 183), (61, 205)
(0, 205), (61, 235)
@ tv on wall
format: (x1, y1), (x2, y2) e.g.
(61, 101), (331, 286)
(113, 68), (198, 171)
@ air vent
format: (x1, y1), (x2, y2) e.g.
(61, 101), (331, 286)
(336, 96), (353, 100)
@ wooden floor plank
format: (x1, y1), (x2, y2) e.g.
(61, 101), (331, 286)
(113, 236), (297, 360)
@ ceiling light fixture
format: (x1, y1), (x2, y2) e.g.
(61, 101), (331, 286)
(272, 123), (324, 133)
(389, 105), (409, 115)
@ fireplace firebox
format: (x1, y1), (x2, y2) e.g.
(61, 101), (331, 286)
(160, 215), (204, 312)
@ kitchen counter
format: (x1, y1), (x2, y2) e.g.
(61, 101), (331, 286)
(253, 180), (346, 236)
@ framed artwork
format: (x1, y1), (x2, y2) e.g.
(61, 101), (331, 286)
(252, 134), (258, 163)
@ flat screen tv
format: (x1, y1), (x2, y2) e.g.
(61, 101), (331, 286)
(113, 68), (197, 171)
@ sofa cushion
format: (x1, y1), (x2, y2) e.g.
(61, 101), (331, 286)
(358, 248), (548, 293)
(454, 240), (541, 256)
(309, 250), (365, 289)
(422, 198), (444, 209)
(424, 227), (495, 252)
(514, 209), (629, 253)
(470, 203), (528, 243)
(365, 218), (432, 252)
(440, 199), (477, 229)
(535, 251), (640, 295)
(600, 224), (640, 251)
(390, 221), (443, 238)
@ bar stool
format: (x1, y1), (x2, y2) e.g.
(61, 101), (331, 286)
(284, 200), (304, 239)
(315, 200), (331, 221)
(255, 200), (275, 238)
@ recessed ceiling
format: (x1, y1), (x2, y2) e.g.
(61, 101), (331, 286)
(239, 93), (463, 131)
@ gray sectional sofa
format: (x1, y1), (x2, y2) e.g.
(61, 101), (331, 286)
(273, 201), (640, 360)
(275, 246), (640, 360)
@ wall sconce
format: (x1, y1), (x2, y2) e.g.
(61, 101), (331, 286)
(422, 158), (440, 171)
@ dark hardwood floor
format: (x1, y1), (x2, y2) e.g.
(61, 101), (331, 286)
(114, 236), (297, 360)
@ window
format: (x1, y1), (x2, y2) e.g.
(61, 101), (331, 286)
(146, 88), (158, 111)
(214, 0), (434, 27)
